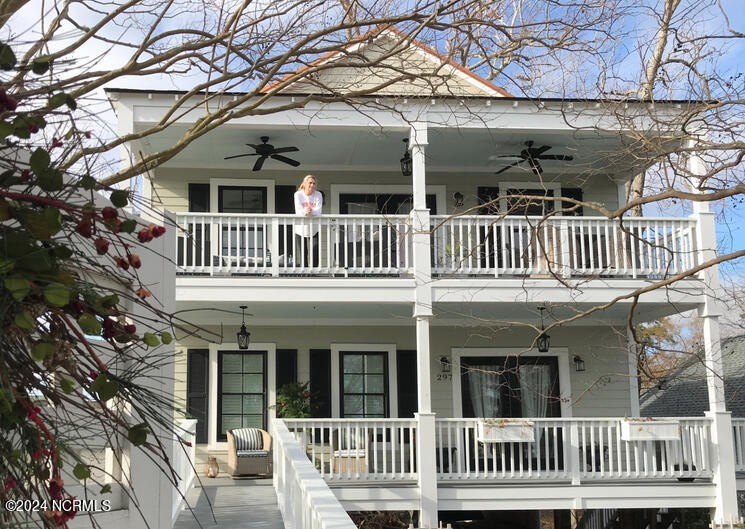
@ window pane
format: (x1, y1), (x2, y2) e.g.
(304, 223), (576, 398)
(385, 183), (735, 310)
(243, 395), (264, 414)
(222, 415), (242, 434)
(243, 354), (263, 372)
(343, 374), (363, 393)
(242, 374), (263, 393)
(241, 190), (265, 213)
(365, 396), (385, 416)
(222, 374), (243, 393)
(365, 354), (384, 373)
(242, 415), (263, 429)
(344, 395), (364, 416)
(223, 354), (242, 372)
(365, 374), (384, 393)
(222, 395), (242, 414)
(343, 354), (363, 373)
(221, 189), (244, 212)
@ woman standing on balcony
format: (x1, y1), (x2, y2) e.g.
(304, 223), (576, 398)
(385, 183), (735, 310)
(294, 174), (323, 267)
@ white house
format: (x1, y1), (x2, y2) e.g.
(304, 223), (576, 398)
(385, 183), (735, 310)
(106, 28), (739, 529)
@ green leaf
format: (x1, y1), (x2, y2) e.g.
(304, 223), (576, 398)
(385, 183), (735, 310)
(119, 219), (137, 233)
(0, 43), (16, 70)
(0, 198), (12, 221)
(79, 174), (97, 191)
(142, 332), (159, 347)
(4, 277), (31, 300)
(25, 207), (62, 240)
(100, 484), (112, 494)
(30, 147), (50, 174)
(31, 342), (54, 361)
(0, 258), (14, 275)
(14, 311), (35, 330)
(43, 282), (69, 307)
(100, 294), (119, 309)
(48, 93), (67, 109)
(90, 374), (119, 401)
(77, 313), (101, 335)
(65, 95), (77, 111)
(31, 56), (51, 75)
(127, 423), (148, 446)
(160, 332), (172, 345)
(0, 121), (14, 141)
(37, 168), (63, 192)
(60, 378), (75, 394)
(73, 463), (91, 480)
(109, 190), (128, 208)
(52, 245), (72, 259)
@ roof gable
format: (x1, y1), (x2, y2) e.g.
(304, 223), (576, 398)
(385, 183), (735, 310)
(266, 27), (510, 98)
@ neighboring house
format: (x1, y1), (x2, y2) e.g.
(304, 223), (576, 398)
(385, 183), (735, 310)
(641, 334), (745, 418)
(106, 28), (739, 529)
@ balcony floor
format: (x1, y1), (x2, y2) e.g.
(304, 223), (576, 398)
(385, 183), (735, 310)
(173, 477), (284, 529)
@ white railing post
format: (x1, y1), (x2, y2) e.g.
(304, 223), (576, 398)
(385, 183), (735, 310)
(559, 218), (571, 278)
(569, 421), (582, 485)
(270, 216), (280, 277)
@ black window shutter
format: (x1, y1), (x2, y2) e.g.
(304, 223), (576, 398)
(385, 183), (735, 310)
(309, 349), (332, 418)
(275, 185), (297, 214)
(276, 349), (298, 390)
(560, 188), (584, 216)
(396, 350), (418, 418)
(186, 349), (209, 444)
(188, 183), (210, 212)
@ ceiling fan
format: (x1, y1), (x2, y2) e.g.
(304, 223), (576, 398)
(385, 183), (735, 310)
(492, 141), (574, 176)
(224, 136), (300, 171)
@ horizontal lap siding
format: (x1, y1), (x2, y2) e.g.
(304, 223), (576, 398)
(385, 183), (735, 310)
(176, 325), (632, 419)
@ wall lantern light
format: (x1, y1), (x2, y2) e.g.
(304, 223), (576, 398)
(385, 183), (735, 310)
(400, 138), (412, 176)
(237, 305), (251, 350)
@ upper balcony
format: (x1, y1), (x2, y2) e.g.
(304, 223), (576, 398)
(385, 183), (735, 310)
(175, 212), (699, 280)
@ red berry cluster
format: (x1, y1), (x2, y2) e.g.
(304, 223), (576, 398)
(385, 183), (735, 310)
(102, 317), (136, 340)
(137, 224), (166, 243)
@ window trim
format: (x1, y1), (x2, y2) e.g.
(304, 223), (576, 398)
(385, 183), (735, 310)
(209, 178), (275, 213)
(329, 184), (446, 215)
(330, 343), (398, 418)
(207, 342), (276, 450)
(451, 347), (572, 419)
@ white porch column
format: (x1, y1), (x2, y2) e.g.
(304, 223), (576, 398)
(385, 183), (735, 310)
(688, 148), (738, 524)
(409, 122), (438, 528)
(126, 210), (177, 529)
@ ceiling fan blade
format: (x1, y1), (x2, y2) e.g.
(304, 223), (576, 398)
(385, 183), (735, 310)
(224, 153), (259, 160)
(537, 154), (574, 161)
(490, 154), (523, 159)
(246, 144), (262, 150)
(494, 160), (522, 175)
(253, 156), (267, 171)
(527, 158), (543, 176)
(271, 154), (301, 167)
(271, 146), (299, 154)
(532, 145), (552, 156)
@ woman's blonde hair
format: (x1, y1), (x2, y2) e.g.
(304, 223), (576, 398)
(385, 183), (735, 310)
(298, 174), (317, 192)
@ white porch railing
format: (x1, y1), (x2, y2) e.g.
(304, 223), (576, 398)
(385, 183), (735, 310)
(175, 213), (698, 280)
(171, 418), (197, 522)
(175, 213), (412, 276)
(733, 419), (745, 471)
(273, 420), (357, 529)
(435, 418), (712, 482)
(283, 418), (418, 481)
(430, 215), (698, 278)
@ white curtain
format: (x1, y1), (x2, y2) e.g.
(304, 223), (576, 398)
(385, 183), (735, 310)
(467, 365), (501, 417)
(519, 364), (552, 418)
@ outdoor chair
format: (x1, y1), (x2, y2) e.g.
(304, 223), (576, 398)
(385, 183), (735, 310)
(227, 428), (273, 477)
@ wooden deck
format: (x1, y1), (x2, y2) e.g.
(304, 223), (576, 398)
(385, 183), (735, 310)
(173, 476), (285, 529)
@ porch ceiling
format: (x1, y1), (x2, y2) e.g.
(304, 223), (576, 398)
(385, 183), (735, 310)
(137, 124), (651, 178)
(173, 298), (696, 327)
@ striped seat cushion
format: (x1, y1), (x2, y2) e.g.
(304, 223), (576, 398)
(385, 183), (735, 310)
(236, 450), (269, 458)
(231, 428), (263, 450)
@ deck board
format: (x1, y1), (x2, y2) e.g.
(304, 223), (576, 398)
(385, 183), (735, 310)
(174, 477), (285, 529)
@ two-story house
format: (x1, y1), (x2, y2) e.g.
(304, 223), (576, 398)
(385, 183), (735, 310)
(107, 28), (739, 529)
